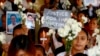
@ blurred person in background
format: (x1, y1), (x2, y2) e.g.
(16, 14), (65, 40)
(8, 35), (36, 56)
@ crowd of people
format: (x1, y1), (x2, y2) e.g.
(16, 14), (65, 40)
(0, 0), (100, 56)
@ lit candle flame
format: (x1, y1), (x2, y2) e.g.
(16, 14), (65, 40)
(0, 2), (3, 7)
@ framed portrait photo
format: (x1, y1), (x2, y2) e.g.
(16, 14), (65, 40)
(25, 12), (36, 29)
(6, 11), (22, 34)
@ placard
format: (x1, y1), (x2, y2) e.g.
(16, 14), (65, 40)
(25, 12), (36, 29)
(6, 11), (21, 34)
(42, 9), (71, 29)
(83, 0), (98, 6)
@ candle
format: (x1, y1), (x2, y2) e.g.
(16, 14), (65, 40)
(42, 31), (46, 45)
(43, 31), (46, 37)
(0, 2), (4, 7)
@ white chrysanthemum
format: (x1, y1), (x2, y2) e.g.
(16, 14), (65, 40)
(82, 16), (88, 23)
(68, 36), (73, 40)
(96, 35), (100, 46)
(96, 9), (100, 16)
(58, 28), (68, 37)
(14, 0), (22, 5)
(88, 45), (100, 56)
(95, 28), (99, 34)
(64, 24), (71, 32)
(0, 32), (6, 44)
(41, 16), (45, 24)
(58, 18), (82, 40)
(18, 5), (23, 9)
(47, 29), (55, 36)
(77, 22), (82, 27)
(20, 13), (27, 20)
(92, 28), (99, 37)
(22, 7), (26, 11)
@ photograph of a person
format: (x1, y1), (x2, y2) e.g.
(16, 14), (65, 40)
(6, 11), (21, 34)
(25, 12), (36, 29)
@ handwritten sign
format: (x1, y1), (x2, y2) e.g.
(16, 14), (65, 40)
(42, 9), (71, 29)
(83, 0), (98, 6)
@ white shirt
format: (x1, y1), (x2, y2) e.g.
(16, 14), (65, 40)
(45, 47), (53, 56)
(25, 20), (35, 29)
(8, 23), (19, 33)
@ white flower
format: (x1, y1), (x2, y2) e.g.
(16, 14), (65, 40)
(0, 32), (6, 44)
(29, 2), (33, 9)
(18, 5), (23, 9)
(41, 16), (45, 24)
(88, 45), (100, 56)
(47, 29), (55, 36)
(68, 36), (73, 40)
(82, 16), (88, 23)
(20, 13), (27, 20)
(58, 18), (82, 40)
(95, 28), (99, 34)
(58, 28), (68, 37)
(92, 28), (99, 37)
(22, 7), (26, 11)
(29, 2), (33, 7)
(36, 12), (41, 19)
(64, 24), (71, 32)
(14, 0), (22, 5)
(96, 9), (100, 16)
(96, 35), (100, 46)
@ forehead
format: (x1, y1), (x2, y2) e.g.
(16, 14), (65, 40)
(89, 19), (97, 23)
(77, 30), (87, 37)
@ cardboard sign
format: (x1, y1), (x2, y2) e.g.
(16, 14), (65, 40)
(42, 9), (71, 29)
(83, 0), (98, 6)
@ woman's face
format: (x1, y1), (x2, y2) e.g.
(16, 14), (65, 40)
(76, 0), (82, 6)
(40, 31), (50, 47)
(77, 13), (84, 22)
(16, 50), (29, 56)
(35, 49), (44, 56)
(45, 0), (50, 4)
(88, 19), (98, 31)
(72, 30), (88, 51)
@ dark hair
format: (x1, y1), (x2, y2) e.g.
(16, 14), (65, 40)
(35, 45), (46, 56)
(89, 17), (98, 25)
(74, 53), (88, 56)
(10, 14), (16, 18)
(8, 35), (36, 56)
(89, 17), (98, 22)
(13, 24), (22, 37)
(82, 28), (89, 39)
(38, 27), (55, 53)
(77, 11), (85, 16)
(38, 27), (49, 43)
(27, 14), (32, 17)
(28, 29), (35, 43)
(81, 28), (89, 49)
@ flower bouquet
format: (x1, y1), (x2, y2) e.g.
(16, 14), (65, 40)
(58, 18), (82, 55)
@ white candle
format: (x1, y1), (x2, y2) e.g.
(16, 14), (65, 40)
(43, 31), (46, 37)
(42, 31), (46, 45)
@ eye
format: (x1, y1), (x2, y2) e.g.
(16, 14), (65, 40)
(81, 36), (86, 40)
